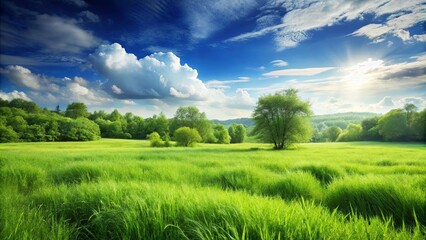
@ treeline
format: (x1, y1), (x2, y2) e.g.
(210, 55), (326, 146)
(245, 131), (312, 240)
(312, 104), (426, 142)
(0, 99), (100, 142)
(0, 98), (246, 144)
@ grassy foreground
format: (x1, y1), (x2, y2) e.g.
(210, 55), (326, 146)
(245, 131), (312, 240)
(1, 140), (425, 239)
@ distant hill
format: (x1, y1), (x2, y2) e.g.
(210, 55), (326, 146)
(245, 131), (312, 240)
(312, 112), (379, 130)
(213, 112), (379, 130)
(212, 118), (254, 128)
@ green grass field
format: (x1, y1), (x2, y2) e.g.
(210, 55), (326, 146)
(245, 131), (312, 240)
(1, 140), (425, 239)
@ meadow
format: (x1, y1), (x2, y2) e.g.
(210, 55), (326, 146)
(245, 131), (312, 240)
(1, 139), (425, 239)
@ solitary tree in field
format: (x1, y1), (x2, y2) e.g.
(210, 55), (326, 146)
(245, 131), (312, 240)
(174, 127), (201, 147)
(252, 89), (312, 149)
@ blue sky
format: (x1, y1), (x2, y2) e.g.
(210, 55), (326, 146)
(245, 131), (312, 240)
(0, 0), (425, 119)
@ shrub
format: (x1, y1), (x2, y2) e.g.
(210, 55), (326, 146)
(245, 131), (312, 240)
(174, 127), (201, 147)
(148, 132), (163, 147)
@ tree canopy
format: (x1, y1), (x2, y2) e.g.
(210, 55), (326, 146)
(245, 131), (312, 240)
(170, 106), (212, 142)
(65, 102), (89, 119)
(174, 127), (202, 147)
(252, 89), (312, 149)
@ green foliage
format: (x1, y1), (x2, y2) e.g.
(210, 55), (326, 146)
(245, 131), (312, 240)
(325, 176), (426, 227)
(213, 124), (231, 144)
(0, 125), (19, 143)
(65, 102), (89, 119)
(378, 109), (409, 141)
(170, 106), (212, 142)
(323, 126), (342, 142)
(145, 113), (169, 140)
(228, 124), (246, 143)
(412, 109), (426, 141)
(252, 89), (313, 149)
(174, 127), (202, 147)
(261, 172), (322, 200)
(336, 124), (362, 142)
(312, 112), (377, 130)
(59, 118), (100, 141)
(148, 132), (163, 147)
(9, 98), (40, 113)
(361, 116), (381, 140)
(293, 165), (345, 185)
(2, 140), (425, 239)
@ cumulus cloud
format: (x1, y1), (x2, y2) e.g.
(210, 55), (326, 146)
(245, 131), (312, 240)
(227, 0), (426, 50)
(263, 67), (334, 77)
(89, 43), (212, 100)
(0, 90), (31, 101)
(1, 65), (110, 106)
(0, 65), (42, 90)
(377, 96), (395, 107)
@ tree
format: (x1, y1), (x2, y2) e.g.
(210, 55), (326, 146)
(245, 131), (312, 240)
(336, 124), (361, 142)
(174, 127), (201, 147)
(229, 124), (246, 143)
(170, 106), (212, 141)
(7, 116), (28, 135)
(252, 89), (312, 149)
(9, 99), (39, 113)
(404, 103), (417, 125)
(324, 126), (342, 142)
(145, 113), (169, 139)
(59, 118), (100, 141)
(412, 109), (426, 141)
(65, 102), (89, 119)
(213, 124), (230, 144)
(0, 125), (19, 143)
(89, 110), (108, 120)
(361, 117), (381, 141)
(55, 105), (61, 114)
(378, 109), (409, 141)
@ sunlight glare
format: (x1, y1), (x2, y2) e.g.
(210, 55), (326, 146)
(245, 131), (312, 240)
(344, 58), (383, 88)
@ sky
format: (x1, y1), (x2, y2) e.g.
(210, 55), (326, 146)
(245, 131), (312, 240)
(0, 0), (425, 120)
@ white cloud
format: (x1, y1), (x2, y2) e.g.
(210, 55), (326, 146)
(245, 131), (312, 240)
(227, 0), (426, 50)
(1, 65), (111, 106)
(78, 10), (100, 22)
(121, 100), (136, 105)
(111, 85), (123, 94)
(1, 8), (100, 53)
(0, 65), (42, 90)
(377, 96), (395, 107)
(271, 59), (289, 67)
(25, 14), (100, 53)
(413, 34), (426, 42)
(182, 0), (259, 40)
(0, 90), (32, 101)
(263, 67), (334, 77)
(89, 43), (212, 100)
(398, 97), (426, 108)
(205, 79), (250, 89)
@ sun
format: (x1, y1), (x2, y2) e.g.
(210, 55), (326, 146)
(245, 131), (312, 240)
(344, 58), (383, 87)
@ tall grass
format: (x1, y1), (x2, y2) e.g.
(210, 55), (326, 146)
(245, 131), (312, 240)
(1, 140), (425, 239)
